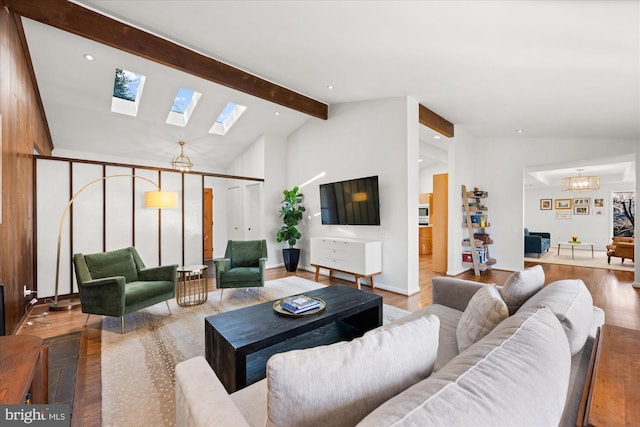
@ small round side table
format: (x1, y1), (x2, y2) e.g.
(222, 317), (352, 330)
(176, 265), (208, 307)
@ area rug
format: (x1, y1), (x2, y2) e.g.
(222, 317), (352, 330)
(101, 277), (409, 427)
(525, 247), (635, 272)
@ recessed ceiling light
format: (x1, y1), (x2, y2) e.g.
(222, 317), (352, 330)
(83, 53), (94, 61)
(326, 85), (334, 90)
(274, 111), (280, 116)
(418, 158), (423, 162)
(516, 129), (525, 133)
(433, 135), (441, 139)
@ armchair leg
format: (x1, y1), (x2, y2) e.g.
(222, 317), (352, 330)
(121, 317), (124, 335)
(165, 300), (172, 315)
(258, 288), (261, 298)
(219, 289), (224, 302)
(608, 256), (611, 264)
(84, 314), (91, 327)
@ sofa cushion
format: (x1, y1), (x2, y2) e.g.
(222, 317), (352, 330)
(84, 247), (138, 283)
(357, 306), (572, 427)
(456, 285), (508, 352)
(518, 279), (593, 355)
(499, 265), (545, 314)
(125, 280), (175, 305)
(382, 304), (462, 371)
(266, 314), (440, 427)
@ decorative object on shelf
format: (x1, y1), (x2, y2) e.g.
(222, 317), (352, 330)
(170, 141), (193, 172)
(554, 198), (572, 210)
(562, 168), (600, 192)
(570, 235), (579, 243)
(276, 186), (305, 271)
(50, 175), (178, 311)
(540, 199), (552, 210)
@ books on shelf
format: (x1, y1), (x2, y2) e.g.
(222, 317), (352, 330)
(470, 215), (488, 227)
(280, 295), (321, 314)
(462, 247), (489, 264)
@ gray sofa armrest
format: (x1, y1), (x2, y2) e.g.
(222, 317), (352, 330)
(175, 356), (250, 427)
(432, 277), (484, 312)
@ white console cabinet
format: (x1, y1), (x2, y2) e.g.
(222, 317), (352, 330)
(310, 237), (382, 289)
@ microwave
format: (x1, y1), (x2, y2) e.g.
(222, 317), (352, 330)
(418, 203), (429, 225)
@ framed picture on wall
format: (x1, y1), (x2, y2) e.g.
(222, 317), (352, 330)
(573, 198), (590, 205)
(594, 198), (604, 207)
(554, 198), (572, 210)
(540, 199), (552, 210)
(556, 212), (571, 219)
(574, 206), (589, 215)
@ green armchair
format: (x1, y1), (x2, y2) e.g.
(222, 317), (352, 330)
(73, 247), (177, 334)
(214, 240), (267, 301)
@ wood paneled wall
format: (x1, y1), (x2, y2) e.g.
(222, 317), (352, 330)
(0, 11), (52, 334)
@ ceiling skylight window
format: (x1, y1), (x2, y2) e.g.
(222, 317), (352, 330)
(209, 102), (247, 135)
(111, 68), (146, 117)
(166, 87), (202, 127)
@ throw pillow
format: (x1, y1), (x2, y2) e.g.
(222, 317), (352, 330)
(456, 285), (509, 352)
(265, 314), (440, 427)
(518, 279), (593, 355)
(499, 265), (545, 314)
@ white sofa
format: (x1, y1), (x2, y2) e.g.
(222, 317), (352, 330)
(175, 266), (603, 427)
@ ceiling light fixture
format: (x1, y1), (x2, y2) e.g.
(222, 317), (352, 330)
(274, 111), (280, 116)
(170, 141), (193, 172)
(83, 53), (94, 61)
(562, 168), (600, 192)
(516, 129), (525, 133)
(433, 135), (441, 139)
(326, 85), (334, 90)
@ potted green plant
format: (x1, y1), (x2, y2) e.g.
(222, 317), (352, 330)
(276, 186), (305, 272)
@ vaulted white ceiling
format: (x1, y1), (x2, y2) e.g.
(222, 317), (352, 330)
(21, 1), (639, 174)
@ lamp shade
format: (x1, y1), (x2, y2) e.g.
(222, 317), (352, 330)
(145, 191), (179, 208)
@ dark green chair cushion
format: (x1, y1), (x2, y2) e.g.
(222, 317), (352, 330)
(84, 247), (138, 283)
(220, 267), (261, 283)
(125, 280), (175, 305)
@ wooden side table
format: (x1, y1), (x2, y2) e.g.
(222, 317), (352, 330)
(578, 324), (640, 426)
(176, 265), (208, 307)
(0, 335), (48, 404)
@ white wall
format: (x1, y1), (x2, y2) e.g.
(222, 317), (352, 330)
(419, 163), (448, 194)
(525, 183), (635, 251)
(465, 138), (638, 276)
(286, 97), (420, 295)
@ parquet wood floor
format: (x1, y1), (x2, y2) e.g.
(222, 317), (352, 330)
(16, 257), (638, 426)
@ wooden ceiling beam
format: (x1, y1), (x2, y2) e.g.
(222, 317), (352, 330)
(4, 0), (328, 120)
(419, 103), (454, 138)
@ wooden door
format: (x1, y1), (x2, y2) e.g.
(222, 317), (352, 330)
(203, 188), (213, 259)
(432, 173), (448, 273)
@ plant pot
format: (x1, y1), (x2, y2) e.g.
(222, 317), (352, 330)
(282, 248), (301, 272)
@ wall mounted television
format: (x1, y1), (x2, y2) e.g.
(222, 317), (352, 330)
(319, 175), (380, 225)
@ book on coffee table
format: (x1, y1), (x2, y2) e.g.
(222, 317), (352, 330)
(280, 295), (321, 314)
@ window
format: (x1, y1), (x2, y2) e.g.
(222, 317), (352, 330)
(166, 87), (202, 127)
(111, 68), (146, 116)
(209, 102), (247, 135)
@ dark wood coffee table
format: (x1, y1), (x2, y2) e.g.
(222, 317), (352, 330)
(205, 285), (382, 393)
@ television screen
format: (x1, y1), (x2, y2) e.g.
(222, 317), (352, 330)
(319, 176), (380, 225)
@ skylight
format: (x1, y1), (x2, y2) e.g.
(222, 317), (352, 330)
(166, 87), (202, 127)
(111, 68), (146, 117)
(209, 102), (247, 135)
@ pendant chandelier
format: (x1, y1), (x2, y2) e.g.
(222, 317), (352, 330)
(562, 168), (600, 192)
(171, 141), (193, 172)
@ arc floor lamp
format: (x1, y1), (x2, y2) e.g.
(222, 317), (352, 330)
(49, 174), (178, 311)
